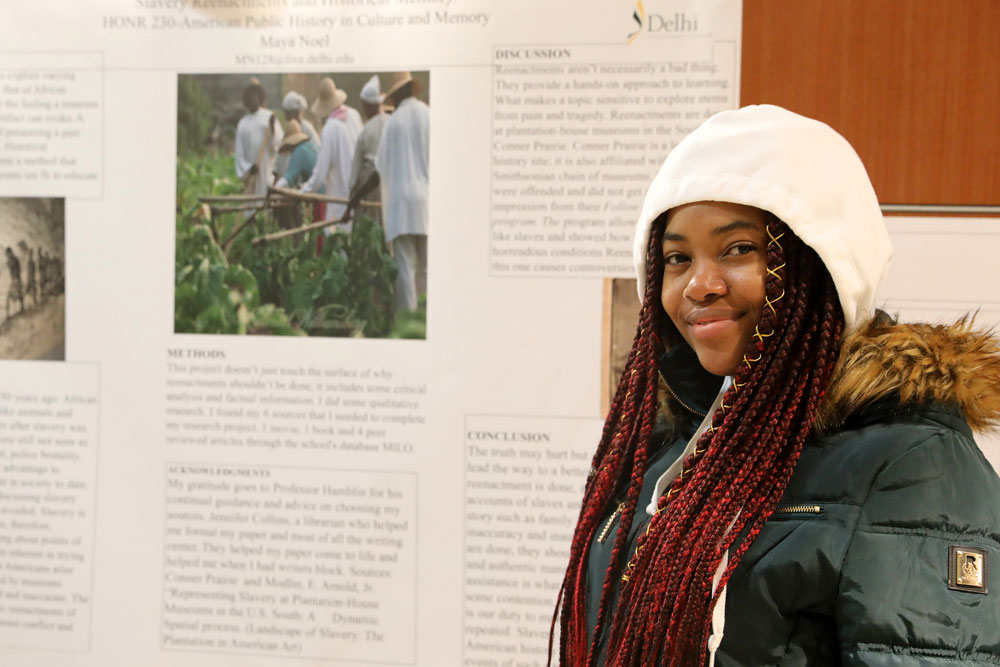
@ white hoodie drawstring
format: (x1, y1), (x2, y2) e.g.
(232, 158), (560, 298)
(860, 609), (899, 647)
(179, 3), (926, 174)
(707, 549), (729, 667)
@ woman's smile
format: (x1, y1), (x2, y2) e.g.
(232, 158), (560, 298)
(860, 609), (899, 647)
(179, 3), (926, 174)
(687, 311), (745, 340)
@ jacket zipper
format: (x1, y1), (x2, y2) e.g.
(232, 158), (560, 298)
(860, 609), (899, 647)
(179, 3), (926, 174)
(773, 504), (822, 515)
(660, 373), (707, 419)
(598, 502), (625, 543)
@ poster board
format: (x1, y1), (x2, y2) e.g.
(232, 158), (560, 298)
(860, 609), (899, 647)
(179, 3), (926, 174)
(0, 1), (744, 664)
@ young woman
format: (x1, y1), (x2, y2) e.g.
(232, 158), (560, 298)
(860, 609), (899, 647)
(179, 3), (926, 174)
(554, 105), (1000, 666)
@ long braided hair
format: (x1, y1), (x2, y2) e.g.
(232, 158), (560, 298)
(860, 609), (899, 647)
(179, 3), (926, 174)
(553, 213), (844, 666)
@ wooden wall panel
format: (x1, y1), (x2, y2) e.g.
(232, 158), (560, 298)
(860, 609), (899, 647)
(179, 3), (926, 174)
(741, 0), (1000, 207)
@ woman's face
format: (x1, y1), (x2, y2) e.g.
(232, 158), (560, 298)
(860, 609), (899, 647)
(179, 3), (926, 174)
(661, 201), (769, 376)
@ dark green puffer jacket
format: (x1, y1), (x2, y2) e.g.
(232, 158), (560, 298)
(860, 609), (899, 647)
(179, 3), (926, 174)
(588, 318), (1000, 666)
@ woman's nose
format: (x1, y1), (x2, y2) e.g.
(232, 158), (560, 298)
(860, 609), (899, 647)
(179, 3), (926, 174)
(683, 262), (727, 302)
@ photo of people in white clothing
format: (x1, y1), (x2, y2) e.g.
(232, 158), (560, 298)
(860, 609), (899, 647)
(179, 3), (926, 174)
(174, 72), (429, 339)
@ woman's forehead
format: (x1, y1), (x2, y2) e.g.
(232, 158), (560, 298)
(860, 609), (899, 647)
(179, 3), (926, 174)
(664, 202), (770, 238)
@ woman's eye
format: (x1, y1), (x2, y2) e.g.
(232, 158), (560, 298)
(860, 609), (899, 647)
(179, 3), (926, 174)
(664, 252), (689, 265)
(727, 243), (757, 257)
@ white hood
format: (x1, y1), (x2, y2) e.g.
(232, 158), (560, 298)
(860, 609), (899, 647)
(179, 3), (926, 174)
(632, 104), (892, 331)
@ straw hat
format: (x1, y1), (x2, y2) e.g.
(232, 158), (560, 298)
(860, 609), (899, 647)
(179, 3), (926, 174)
(310, 77), (348, 118)
(280, 119), (310, 150)
(384, 71), (413, 99)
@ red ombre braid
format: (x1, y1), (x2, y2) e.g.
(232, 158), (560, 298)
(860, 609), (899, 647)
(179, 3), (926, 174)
(552, 217), (844, 667)
(550, 222), (667, 667)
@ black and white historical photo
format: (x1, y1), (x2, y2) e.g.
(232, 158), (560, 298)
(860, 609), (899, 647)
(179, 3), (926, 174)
(0, 197), (65, 360)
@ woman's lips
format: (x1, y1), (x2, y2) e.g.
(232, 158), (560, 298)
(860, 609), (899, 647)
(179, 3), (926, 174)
(688, 314), (740, 340)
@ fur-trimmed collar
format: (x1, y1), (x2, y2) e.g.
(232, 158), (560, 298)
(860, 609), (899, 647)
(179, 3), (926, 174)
(815, 314), (1000, 433)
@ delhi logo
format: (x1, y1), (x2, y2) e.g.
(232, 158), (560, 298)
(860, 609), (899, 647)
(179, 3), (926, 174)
(627, 0), (646, 44)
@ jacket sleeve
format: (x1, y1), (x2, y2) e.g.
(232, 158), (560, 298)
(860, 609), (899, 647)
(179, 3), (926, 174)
(836, 428), (1000, 665)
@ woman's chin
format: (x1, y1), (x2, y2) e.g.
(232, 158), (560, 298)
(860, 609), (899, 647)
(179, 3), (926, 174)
(694, 350), (741, 377)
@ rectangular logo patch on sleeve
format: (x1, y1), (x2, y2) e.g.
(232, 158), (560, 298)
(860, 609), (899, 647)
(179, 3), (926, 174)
(948, 545), (988, 594)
